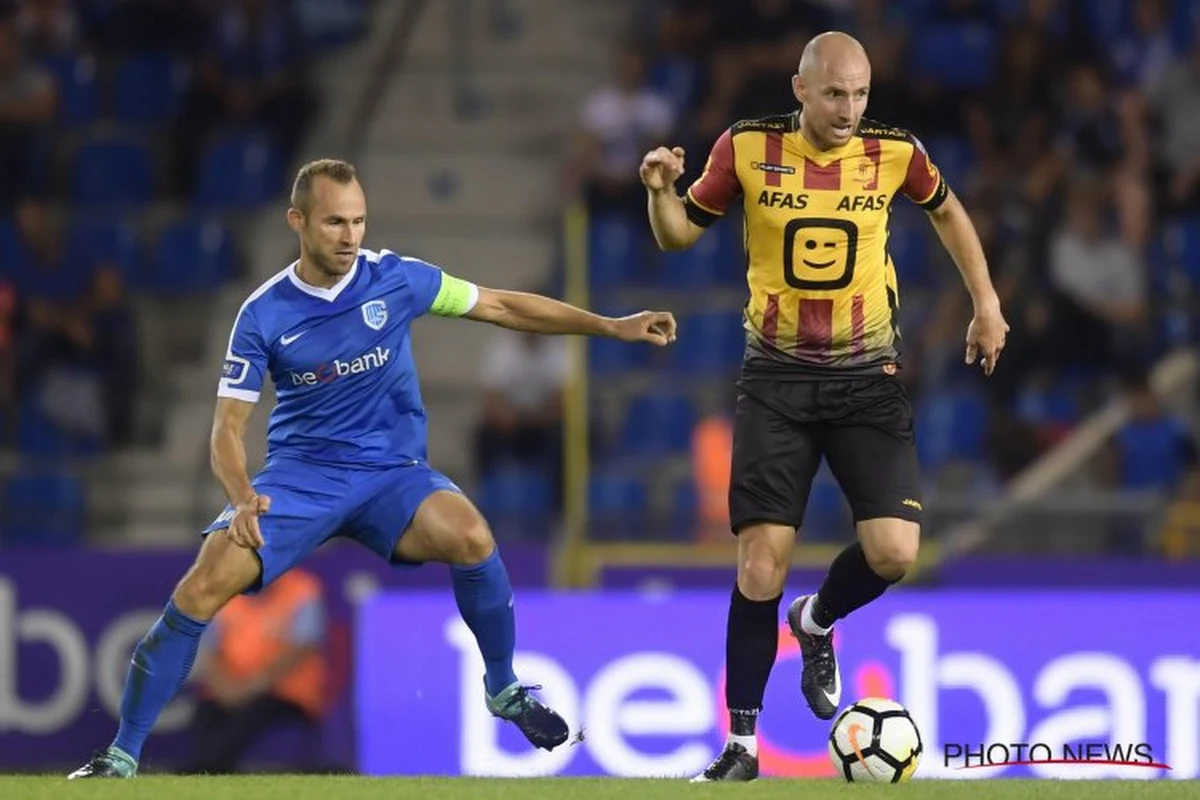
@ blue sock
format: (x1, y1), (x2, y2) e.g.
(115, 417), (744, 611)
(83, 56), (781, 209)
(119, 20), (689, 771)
(111, 598), (207, 762)
(451, 548), (518, 697)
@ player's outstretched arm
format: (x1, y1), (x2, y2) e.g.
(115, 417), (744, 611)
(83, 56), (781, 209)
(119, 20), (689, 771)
(211, 397), (269, 548)
(465, 287), (677, 345)
(641, 146), (706, 251)
(925, 189), (1010, 376)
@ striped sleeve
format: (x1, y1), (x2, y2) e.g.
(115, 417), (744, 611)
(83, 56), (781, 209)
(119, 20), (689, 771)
(683, 128), (740, 227)
(900, 135), (948, 211)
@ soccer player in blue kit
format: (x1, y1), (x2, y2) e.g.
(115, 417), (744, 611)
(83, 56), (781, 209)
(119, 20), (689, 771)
(69, 159), (678, 779)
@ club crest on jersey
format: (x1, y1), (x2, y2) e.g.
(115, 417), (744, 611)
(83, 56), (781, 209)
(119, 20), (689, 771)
(361, 299), (388, 330)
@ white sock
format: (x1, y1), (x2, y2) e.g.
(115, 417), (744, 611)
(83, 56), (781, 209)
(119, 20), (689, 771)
(727, 733), (758, 756)
(800, 594), (833, 636)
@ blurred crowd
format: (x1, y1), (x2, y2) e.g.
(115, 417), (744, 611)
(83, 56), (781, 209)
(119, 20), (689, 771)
(0, 0), (324, 457)
(544, 0), (1200, 554)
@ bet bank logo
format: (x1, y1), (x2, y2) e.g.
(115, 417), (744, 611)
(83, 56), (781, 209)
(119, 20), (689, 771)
(288, 345), (391, 386)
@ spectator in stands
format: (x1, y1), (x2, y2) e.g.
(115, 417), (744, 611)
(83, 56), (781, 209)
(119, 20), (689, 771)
(475, 328), (567, 507)
(14, 0), (79, 60)
(0, 18), (56, 210)
(571, 42), (675, 213)
(690, 395), (732, 542)
(87, 0), (206, 57)
(1110, 0), (1176, 94)
(184, 567), (329, 774)
(171, 0), (314, 199)
(1046, 177), (1148, 374)
(87, 261), (137, 445)
(1147, 24), (1200, 215)
(0, 275), (14, 440)
(1111, 367), (1196, 494)
(11, 197), (106, 443)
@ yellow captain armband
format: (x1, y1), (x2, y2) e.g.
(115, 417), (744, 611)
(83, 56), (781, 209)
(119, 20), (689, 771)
(429, 273), (479, 317)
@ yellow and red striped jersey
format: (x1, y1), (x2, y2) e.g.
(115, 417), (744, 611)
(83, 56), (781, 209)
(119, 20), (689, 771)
(683, 111), (947, 375)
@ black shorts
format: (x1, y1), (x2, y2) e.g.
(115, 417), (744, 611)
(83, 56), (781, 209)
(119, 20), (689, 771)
(729, 374), (922, 534)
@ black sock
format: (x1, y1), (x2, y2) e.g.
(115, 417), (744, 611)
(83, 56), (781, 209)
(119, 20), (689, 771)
(725, 585), (781, 729)
(812, 542), (898, 629)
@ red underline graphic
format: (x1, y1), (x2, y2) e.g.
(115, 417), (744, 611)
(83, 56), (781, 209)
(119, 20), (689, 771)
(957, 760), (1172, 770)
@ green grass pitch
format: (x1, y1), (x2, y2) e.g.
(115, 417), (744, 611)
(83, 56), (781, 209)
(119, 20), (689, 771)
(1, 776), (1196, 800)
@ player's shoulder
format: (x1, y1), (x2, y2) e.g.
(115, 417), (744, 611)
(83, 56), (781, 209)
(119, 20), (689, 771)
(730, 110), (801, 138)
(358, 248), (442, 287)
(855, 118), (923, 150)
(236, 262), (296, 321)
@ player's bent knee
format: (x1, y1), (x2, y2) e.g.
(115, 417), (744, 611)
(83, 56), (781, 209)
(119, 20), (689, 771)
(861, 529), (919, 580)
(453, 519), (496, 565)
(736, 523), (793, 599)
(172, 533), (260, 620)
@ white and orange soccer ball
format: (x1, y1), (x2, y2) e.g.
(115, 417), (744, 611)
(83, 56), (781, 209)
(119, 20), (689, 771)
(828, 697), (923, 783)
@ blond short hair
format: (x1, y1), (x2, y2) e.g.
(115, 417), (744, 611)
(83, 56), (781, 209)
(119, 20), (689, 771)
(290, 159), (358, 212)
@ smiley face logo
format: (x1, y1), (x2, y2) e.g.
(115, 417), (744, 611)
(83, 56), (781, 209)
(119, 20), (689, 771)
(784, 218), (858, 290)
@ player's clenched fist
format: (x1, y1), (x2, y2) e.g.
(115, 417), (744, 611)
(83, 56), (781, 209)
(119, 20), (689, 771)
(228, 494), (270, 549)
(639, 146), (686, 192)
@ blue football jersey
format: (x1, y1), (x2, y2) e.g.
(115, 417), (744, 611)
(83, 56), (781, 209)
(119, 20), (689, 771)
(217, 248), (472, 468)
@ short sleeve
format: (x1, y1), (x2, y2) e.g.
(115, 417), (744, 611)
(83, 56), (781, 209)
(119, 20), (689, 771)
(684, 128), (741, 227)
(396, 255), (469, 317)
(217, 304), (268, 403)
(901, 135), (949, 211)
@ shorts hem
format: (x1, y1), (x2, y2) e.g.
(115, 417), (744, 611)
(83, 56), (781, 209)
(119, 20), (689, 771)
(730, 515), (800, 536)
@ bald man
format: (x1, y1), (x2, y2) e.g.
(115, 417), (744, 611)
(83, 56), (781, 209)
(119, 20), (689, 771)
(640, 32), (1009, 781)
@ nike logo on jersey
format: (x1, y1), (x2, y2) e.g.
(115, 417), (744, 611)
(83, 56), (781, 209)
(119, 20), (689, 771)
(280, 330), (308, 345)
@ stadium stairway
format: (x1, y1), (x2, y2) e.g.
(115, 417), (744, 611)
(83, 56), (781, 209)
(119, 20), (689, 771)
(92, 0), (632, 545)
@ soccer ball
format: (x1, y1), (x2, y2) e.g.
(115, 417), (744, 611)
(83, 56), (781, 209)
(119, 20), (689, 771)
(827, 697), (923, 783)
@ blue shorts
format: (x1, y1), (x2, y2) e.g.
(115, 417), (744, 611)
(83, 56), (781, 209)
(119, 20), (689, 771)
(202, 456), (460, 588)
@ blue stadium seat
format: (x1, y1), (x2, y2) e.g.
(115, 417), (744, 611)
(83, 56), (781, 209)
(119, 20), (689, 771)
(670, 311), (745, 374)
(1080, 0), (1132, 47)
(588, 472), (649, 539)
(476, 466), (553, 518)
(616, 392), (696, 458)
(1, 471), (86, 546)
(911, 24), (996, 89)
(1014, 383), (1080, 427)
(915, 389), (987, 470)
(803, 477), (851, 542)
(922, 136), (975, 193)
(657, 217), (742, 289)
(115, 52), (186, 125)
(71, 140), (154, 209)
(887, 218), (931, 288)
(147, 216), (236, 292)
(1163, 216), (1200, 289)
(588, 213), (647, 291)
(65, 217), (141, 277)
(194, 134), (286, 210)
(589, 334), (645, 374)
(40, 54), (98, 128)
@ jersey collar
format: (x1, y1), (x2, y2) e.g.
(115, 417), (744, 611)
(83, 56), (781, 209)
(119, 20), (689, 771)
(287, 255), (359, 302)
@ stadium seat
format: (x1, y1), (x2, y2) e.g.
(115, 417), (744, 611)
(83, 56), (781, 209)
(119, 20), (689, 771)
(589, 334), (645, 374)
(915, 389), (988, 470)
(911, 24), (996, 89)
(476, 466), (553, 517)
(114, 52), (187, 125)
(588, 471), (649, 539)
(656, 217), (743, 290)
(669, 311), (745, 374)
(587, 213), (647, 292)
(39, 54), (98, 128)
(887, 218), (931, 288)
(194, 133), (286, 210)
(1163, 216), (1200, 290)
(803, 478), (852, 542)
(1, 470), (86, 546)
(70, 140), (155, 209)
(616, 392), (696, 458)
(65, 217), (142, 278)
(922, 136), (975, 193)
(148, 216), (237, 292)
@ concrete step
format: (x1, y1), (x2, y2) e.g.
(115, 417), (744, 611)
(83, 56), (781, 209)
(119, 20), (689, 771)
(369, 67), (599, 144)
(359, 150), (560, 221)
